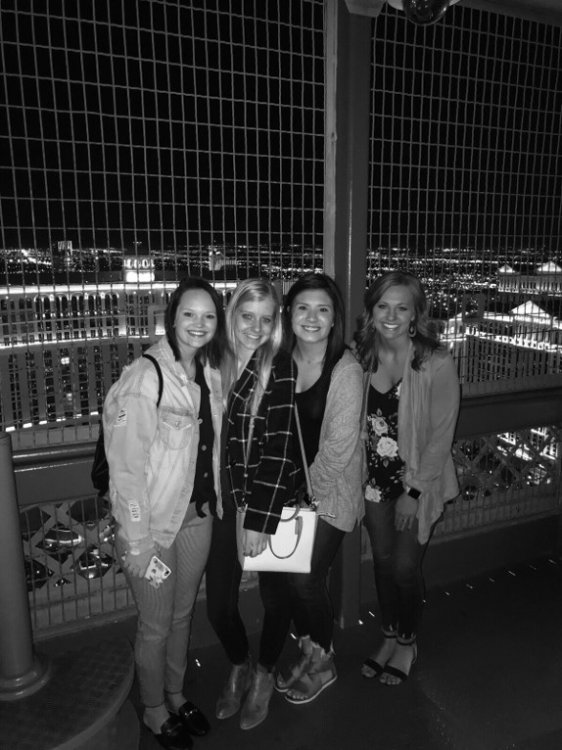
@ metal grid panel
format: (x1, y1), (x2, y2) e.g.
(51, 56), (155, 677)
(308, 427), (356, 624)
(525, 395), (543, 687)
(361, 423), (561, 564)
(0, 0), (325, 275)
(0, 0), (325, 439)
(21, 494), (134, 632)
(439, 423), (561, 535)
(368, 5), (562, 392)
(26, 421), (559, 637)
(21, 491), (261, 637)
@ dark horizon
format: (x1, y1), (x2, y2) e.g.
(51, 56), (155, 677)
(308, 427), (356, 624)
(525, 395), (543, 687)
(1, 3), (561, 266)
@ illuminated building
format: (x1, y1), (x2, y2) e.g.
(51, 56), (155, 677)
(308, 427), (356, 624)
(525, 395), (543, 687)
(0, 261), (237, 437)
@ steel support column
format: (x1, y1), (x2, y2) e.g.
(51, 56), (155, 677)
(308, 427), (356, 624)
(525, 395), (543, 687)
(324, 0), (374, 341)
(323, 0), (377, 628)
(0, 433), (50, 700)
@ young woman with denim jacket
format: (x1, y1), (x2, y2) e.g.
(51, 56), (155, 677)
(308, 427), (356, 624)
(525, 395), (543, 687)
(205, 278), (297, 731)
(103, 277), (227, 750)
(355, 270), (460, 687)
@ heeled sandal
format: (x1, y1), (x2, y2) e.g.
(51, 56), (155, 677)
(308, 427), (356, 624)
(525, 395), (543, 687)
(275, 636), (313, 693)
(361, 632), (396, 679)
(380, 643), (417, 685)
(285, 645), (337, 705)
(361, 656), (385, 679)
(285, 665), (337, 704)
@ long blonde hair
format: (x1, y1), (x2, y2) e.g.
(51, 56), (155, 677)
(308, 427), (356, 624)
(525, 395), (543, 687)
(356, 270), (440, 371)
(225, 278), (283, 416)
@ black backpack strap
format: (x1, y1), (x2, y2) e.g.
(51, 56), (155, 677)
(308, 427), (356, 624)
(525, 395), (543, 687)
(142, 353), (164, 407)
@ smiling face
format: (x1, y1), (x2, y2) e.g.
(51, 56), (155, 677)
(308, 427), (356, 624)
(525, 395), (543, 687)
(372, 284), (415, 343)
(173, 288), (218, 357)
(232, 297), (276, 358)
(290, 289), (335, 347)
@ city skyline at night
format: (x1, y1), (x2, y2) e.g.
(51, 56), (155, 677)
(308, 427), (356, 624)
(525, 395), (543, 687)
(1, 0), (562, 438)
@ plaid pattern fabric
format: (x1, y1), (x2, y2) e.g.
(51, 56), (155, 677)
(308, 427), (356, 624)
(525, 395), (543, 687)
(226, 350), (297, 534)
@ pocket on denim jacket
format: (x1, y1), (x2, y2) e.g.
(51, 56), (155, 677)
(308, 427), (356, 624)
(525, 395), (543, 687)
(159, 410), (193, 450)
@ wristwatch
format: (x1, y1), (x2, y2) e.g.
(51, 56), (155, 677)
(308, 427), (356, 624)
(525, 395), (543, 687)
(405, 485), (421, 500)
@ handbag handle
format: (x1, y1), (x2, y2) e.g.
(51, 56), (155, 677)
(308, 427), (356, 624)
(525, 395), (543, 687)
(268, 507), (304, 559)
(294, 403), (317, 508)
(265, 403), (317, 559)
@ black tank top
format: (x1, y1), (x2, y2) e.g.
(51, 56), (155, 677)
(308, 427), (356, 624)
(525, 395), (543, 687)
(295, 358), (335, 469)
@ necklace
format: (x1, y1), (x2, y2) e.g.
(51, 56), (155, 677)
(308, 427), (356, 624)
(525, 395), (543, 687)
(182, 359), (196, 380)
(294, 348), (325, 367)
(299, 357), (324, 365)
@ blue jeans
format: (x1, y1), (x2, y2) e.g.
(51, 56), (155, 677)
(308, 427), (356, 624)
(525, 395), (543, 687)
(117, 504), (212, 707)
(363, 498), (425, 643)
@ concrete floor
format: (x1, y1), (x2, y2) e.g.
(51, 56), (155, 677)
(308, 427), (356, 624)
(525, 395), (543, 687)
(41, 555), (562, 750)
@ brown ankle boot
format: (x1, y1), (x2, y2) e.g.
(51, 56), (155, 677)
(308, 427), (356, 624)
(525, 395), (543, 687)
(215, 657), (252, 720)
(239, 664), (275, 730)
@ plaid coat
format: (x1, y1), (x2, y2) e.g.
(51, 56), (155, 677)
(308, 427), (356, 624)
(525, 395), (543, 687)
(226, 349), (297, 534)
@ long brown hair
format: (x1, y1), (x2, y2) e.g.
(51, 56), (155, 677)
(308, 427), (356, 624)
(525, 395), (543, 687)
(283, 272), (346, 369)
(165, 276), (227, 368)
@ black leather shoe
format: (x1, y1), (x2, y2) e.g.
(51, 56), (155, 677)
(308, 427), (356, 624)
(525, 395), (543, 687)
(177, 701), (211, 736)
(145, 715), (194, 750)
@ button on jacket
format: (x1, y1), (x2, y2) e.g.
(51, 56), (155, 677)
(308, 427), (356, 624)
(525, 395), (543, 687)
(226, 350), (297, 534)
(103, 337), (223, 554)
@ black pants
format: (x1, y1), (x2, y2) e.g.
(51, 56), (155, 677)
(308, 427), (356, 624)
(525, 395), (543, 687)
(284, 517), (345, 652)
(205, 499), (292, 670)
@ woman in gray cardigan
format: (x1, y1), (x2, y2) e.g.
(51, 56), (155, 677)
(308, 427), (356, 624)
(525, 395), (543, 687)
(274, 272), (364, 705)
(356, 270), (460, 686)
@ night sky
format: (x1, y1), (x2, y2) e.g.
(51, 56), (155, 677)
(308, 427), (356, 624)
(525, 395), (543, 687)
(1, 0), (325, 253)
(1, 0), (561, 263)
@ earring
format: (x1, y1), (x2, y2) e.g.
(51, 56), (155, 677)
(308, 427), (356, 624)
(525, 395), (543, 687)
(408, 322), (417, 337)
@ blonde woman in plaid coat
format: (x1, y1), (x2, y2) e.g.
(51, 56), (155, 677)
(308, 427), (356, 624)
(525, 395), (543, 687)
(205, 278), (298, 731)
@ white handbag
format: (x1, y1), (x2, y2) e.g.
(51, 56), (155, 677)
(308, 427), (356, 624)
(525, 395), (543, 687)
(237, 404), (318, 574)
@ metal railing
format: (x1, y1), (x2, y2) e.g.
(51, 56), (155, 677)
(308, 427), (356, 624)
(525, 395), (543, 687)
(17, 408), (561, 638)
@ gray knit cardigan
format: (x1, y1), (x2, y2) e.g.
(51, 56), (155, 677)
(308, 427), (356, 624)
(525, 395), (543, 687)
(307, 348), (365, 533)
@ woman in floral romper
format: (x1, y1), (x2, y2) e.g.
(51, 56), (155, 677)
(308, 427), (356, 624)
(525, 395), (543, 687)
(355, 271), (460, 685)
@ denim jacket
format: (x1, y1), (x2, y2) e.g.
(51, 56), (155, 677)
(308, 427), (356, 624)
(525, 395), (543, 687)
(103, 337), (223, 553)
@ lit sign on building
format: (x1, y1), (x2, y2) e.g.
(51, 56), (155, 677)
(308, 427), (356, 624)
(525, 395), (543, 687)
(124, 256), (155, 283)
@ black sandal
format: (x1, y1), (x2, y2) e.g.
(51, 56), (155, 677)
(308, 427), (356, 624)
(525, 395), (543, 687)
(361, 656), (385, 679)
(380, 644), (417, 686)
(361, 630), (396, 679)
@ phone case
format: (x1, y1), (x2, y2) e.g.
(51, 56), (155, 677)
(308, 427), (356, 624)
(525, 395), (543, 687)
(144, 555), (172, 588)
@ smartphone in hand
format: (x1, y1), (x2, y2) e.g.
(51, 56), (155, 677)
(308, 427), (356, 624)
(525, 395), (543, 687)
(144, 555), (171, 588)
